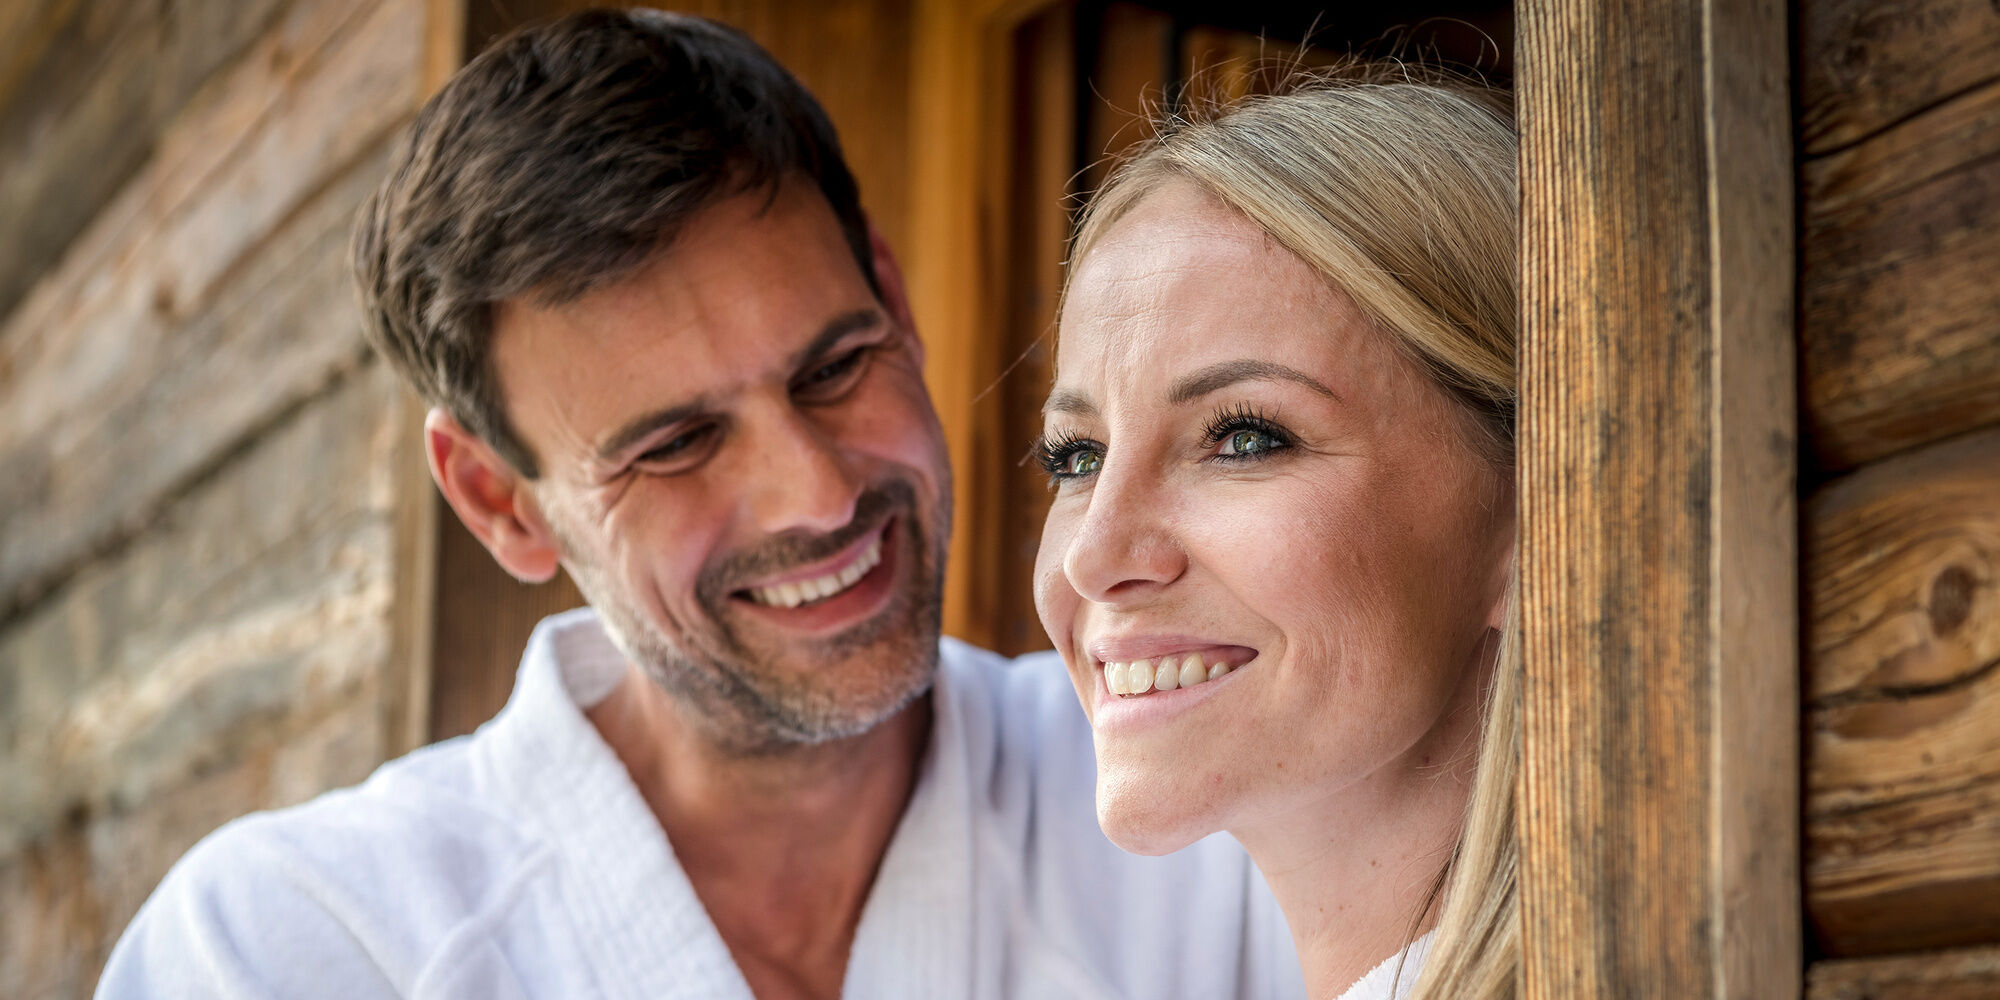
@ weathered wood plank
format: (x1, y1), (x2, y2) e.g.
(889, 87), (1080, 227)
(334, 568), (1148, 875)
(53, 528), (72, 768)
(1517, 0), (1798, 996)
(0, 0), (425, 622)
(1805, 426), (2000, 956)
(0, 364), (410, 856)
(1797, 0), (2000, 156)
(0, 0), (291, 320)
(0, 685), (388, 996)
(1807, 944), (2000, 1000)
(1800, 75), (2000, 472)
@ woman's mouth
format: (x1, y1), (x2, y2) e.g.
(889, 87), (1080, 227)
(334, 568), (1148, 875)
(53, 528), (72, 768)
(1099, 647), (1256, 697)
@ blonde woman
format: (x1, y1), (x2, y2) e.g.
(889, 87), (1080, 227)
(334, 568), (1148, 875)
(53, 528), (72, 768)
(1034, 76), (1520, 1000)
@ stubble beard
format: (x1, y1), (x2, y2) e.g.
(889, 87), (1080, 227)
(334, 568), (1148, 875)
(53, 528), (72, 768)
(562, 477), (950, 756)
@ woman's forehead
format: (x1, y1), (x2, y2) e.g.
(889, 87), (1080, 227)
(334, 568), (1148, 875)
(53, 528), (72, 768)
(1054, 205), (1376, 402)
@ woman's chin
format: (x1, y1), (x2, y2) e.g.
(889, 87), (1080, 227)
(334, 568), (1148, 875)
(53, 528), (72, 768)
(1094, 768), (1221, 856)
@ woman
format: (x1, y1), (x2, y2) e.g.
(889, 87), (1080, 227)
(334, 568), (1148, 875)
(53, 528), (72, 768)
(1034, 74), (1520, 1000)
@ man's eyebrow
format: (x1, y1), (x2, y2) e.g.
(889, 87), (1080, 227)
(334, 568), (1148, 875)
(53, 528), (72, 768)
(786, 307), (885, 374)
(594, 308), (886, 463)
(596, 398), (716, 463)
(1167, 359), (1339, 405)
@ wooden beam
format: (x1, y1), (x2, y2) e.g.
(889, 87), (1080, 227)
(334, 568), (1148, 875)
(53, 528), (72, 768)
(1796, 0), (2000, 157)
(1517, 0), (1798, 995)
(1807, 944), (2000, 1000)
(1804, 426), (2000, 956)
(1799, 74), (2000, 472)
(905, 0), (1054, 648)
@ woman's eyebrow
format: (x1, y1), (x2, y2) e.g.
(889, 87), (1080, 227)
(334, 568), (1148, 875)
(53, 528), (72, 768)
(1167, 359), (1339, 405)
(1043, 388), (1097, 416)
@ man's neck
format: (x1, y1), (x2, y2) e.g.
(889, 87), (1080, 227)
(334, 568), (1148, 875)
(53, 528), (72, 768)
(586, 669), (933, 1000)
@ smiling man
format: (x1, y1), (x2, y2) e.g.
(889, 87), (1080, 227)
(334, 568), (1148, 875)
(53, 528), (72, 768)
(94, 9), (1300, 1000)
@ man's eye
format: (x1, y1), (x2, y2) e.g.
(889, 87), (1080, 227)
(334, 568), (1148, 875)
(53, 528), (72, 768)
(637, 424), (717, 466)
(795, 348), (870, 399)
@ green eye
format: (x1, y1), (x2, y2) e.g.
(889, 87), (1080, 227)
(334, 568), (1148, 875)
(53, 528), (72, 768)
(1069, 450), (1104, 475)
(1220, 429), (1274, 456)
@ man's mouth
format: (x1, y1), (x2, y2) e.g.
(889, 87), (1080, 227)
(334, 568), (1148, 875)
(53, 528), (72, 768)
(739, 533), (885, 610)
(1100, 647), (1255, 697)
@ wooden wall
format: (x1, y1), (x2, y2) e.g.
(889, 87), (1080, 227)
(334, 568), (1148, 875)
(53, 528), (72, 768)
(0, 0), (441, 993)
(1797, 0), (2000, 993)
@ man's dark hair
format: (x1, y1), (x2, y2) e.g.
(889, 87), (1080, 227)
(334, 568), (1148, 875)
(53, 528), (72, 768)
(352, 8), (874, 478)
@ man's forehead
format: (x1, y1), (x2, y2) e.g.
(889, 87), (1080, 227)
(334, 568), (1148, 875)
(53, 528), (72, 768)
(486, 185), (879, 465)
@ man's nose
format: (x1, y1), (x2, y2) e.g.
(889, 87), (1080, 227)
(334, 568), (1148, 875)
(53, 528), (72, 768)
(1061, 460), (1185, 604)
(741, 408), (862, 537)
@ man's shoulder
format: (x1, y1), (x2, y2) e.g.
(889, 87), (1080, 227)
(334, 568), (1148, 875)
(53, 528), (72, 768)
(97, 735), (554, 997)
(209, 735), (539, 883)
(936, 637), (1075, 724)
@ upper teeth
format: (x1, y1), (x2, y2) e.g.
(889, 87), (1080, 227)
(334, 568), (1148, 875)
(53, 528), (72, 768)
(1103, 653), (1234, 696)
(748, 537), (882, 609)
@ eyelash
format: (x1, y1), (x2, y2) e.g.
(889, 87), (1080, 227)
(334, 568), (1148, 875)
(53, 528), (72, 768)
(793, 346), (872, 396)
(1034, 404), (1294, 486)
(1034, 429), (1098, 483)
(1201, 404), (1293, 459)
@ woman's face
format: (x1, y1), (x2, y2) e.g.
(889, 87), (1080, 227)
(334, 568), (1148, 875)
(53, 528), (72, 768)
(1035, 182), (1514, 854)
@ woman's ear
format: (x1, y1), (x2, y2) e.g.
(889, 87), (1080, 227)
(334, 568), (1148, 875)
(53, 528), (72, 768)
(425, 408), (561, 583)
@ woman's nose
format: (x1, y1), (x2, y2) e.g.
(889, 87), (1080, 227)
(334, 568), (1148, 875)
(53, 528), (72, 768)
(1060, 463), (1184, 604)
(742, 409), (861, 537)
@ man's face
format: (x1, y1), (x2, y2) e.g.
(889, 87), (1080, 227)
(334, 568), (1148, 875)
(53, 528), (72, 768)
(489, 184), (952, 753)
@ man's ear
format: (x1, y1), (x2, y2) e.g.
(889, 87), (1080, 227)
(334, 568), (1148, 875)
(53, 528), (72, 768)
(867, 222), (923, 365)
(425, 408), (561, 583)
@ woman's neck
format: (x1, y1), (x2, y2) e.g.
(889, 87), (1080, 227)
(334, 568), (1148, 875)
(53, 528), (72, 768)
(1233, 734), (1474, 998)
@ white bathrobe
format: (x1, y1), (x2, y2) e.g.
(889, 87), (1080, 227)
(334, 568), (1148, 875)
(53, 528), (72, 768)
(98, 608), (1304, 1000)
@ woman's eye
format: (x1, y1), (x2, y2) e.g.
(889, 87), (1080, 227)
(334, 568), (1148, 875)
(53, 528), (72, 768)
(1036, 433), (1104, 484)
(1203, 409), (1292, 462)
(1065, 450), (1104, 475)
(1218, 428), (1278, 457)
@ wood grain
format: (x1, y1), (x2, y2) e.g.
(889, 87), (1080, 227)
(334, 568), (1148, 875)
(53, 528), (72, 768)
(0, 0), (290, 319)
(1805, 426), (2000, 956)
(1800, 74), (2000, 472)
(1797, 0), (2000, 156)
(0, 365), (407, 854)
(1807, 944), (2000, 1000)
(1517, 0), (1798, 995)
(905, 0), (1048, 650)
(0, 0), (425, 622)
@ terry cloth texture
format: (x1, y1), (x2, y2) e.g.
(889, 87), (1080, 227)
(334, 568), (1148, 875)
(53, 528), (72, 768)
(98, 608), (1305, 1000)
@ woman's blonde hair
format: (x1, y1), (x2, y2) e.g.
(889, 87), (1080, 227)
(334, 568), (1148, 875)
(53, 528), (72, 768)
(1066, 71), (1521, 999)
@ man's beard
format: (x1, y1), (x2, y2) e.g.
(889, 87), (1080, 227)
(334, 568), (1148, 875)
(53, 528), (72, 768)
(563, 476), (949, 755)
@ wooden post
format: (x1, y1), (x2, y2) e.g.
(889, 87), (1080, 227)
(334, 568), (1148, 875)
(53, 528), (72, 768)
(1517, 0), (1800, 996)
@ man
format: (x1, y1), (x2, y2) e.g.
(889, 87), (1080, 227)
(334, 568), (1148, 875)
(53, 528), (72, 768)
(97, 9), (1301, 999)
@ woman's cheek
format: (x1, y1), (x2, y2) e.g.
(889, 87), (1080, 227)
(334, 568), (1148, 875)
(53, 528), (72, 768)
(1032, 504), (1082, 640)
